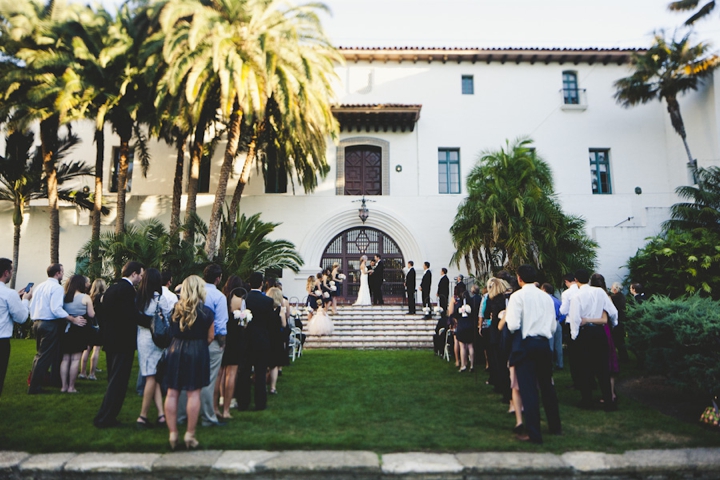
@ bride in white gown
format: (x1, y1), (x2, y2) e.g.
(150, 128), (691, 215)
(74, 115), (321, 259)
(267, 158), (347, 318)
(354, 255), (372, 306)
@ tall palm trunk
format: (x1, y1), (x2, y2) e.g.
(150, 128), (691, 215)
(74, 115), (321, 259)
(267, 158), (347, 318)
(205, 103), (242, 258)
(91, 126), (104, 268)
(11, 201), (23, 288)
(40, 115), (60, 264)
(227, 137), (257, 226)
(184, 113), (209, 241)
(666, 94), (695, 164)
(170, 133), (187, 235)
(115, 129), (132, 235)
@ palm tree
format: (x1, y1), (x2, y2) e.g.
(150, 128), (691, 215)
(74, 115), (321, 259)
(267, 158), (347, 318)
(663, 165), (720, 233)
(156, 0), (339, 257)
(669, 0), (717, 25)
(0, 0), (92, 263)
(450, 137), (596, 283)
(0, 130), (106, 286)
(614, 31), (720, 170)
(216, 211), (303, 279)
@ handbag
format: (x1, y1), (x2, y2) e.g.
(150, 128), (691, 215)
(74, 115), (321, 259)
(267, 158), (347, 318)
(150, 298), (172, 349)
(700, 397), (719, 428)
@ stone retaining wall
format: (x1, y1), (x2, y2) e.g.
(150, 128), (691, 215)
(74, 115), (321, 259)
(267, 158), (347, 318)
(2, 448), (719, 479)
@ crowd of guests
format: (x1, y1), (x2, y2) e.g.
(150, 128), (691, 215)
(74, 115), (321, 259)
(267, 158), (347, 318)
(0, 257), (300, 450)
(432, 265), (636, 444)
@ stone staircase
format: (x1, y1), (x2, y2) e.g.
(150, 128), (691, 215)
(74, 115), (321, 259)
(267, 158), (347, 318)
(303, 304), (435, 349)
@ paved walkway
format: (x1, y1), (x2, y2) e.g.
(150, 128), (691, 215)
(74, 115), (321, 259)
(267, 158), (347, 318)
(2, 448), (720, 479)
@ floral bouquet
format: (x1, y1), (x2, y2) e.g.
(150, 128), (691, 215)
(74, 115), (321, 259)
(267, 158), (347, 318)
(329, 281), (337, 291)
(323, 291), (330, 298)
(290, 308), (300, 318)
(338, 274), (346, 280)
(305, 306), (314, 314)
(232, 309), (253, 327)
(314, 289), (322, 296)
(433, 306), (444, 315)
(422, 306), (431, 315)
(460, 304), (472, 317)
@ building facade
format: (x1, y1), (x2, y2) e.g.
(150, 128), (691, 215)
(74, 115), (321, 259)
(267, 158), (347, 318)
(3, 47), (719, 299)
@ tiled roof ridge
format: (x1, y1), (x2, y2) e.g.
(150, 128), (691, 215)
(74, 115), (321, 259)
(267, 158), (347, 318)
(338, 46), (643, 52)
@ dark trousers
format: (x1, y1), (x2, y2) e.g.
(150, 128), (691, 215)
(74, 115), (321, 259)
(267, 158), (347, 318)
(514, 337), (562, 443)
(407, 289), (416, 313)
(0, 338), (10, 396)
(577, 326), (612, 406)
(372, 284), (384, 305)
(565, 324), (581, 388)
(94, 351), (134, 427)
(238, 338), (269, 411)
(28, 320), (62, 393)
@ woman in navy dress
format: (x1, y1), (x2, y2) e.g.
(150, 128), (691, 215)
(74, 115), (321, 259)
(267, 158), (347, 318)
(163, 276), (214, 450)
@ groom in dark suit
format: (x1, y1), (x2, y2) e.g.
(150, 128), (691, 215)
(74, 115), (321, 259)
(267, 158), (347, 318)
(238, 271), (274, 411)
(371, 254), (384, 305)
(420, 262), (432, 318)
(405, 261), (416, 314)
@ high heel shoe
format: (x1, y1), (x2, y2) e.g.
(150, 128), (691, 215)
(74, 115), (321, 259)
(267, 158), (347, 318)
(168, 432), (179, 451)
(184, 432), (199, 449)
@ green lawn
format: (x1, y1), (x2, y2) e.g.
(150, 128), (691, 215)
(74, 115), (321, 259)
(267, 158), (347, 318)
(1, 339), (718, 453)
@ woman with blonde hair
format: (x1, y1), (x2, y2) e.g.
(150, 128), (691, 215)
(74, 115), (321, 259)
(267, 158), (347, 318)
(484, 277), (511, 396)
(305, 276), (320, 320)
(163, 276), (215, 450)
(266, 287), (288, 394)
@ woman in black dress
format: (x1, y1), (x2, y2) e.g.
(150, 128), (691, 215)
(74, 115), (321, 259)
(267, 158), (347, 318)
(266, 287), (288, 394)
(218, 275), (245, 419)
(449, 283), (474, 372)
(163, 275), (215, 450)
(484, 277), (511, 400)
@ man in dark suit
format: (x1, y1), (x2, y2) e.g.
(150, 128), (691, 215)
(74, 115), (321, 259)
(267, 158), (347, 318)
(371, 254), (384, 305)
(94, 261), (148, 428)
(437, 268), (450, 316)
(238, 271), (274, 411)
(404, 261), (416, 314)
(367, 259), (376, 304)
(420, 262), (432, 318)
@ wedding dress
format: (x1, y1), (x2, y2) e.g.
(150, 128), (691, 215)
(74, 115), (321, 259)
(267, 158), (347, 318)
(354, 264), (372, 306)
(308, 307), (334, 335)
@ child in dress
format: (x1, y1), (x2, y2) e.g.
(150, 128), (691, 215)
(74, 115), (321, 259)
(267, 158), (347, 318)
(308, 298), (334, 336)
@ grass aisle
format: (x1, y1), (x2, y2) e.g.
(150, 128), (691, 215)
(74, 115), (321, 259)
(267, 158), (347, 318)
(1, 340), (718, 453)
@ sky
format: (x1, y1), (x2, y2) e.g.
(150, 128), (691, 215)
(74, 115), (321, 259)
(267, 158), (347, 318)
(95, 0), (720, 50)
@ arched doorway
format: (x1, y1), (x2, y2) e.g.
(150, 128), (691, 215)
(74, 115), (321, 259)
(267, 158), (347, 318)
(321, 227), (405, 301)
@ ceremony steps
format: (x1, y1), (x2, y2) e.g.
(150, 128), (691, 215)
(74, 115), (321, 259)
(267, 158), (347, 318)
(302, 305), (436, 349)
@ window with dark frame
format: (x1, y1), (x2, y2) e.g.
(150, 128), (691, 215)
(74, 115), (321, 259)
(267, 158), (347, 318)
(461, 75), (474, 95)
(344, 145), (382, 195)
(562, 71), (580, 105)
(589, 149), (612, 194)
(438, 148), (461, 194)
(110, 147), (134, 193)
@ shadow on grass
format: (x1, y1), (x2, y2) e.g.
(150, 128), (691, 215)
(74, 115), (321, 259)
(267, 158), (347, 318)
(1, 340), (718, 453)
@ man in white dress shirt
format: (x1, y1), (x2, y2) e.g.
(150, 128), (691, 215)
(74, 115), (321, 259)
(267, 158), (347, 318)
(0, 258), (30, 396)
(559, 272), (580, 389)
(504, 264), (561, 444)
(567, 269), (618, 411)
(27, 264), (85, 394)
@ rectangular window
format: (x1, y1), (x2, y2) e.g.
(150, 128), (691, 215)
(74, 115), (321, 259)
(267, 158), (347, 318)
(562, 71), (579, 105)
(461, 75), (474, 95)
(438, 148), (461, 194)
(589, 149), (612, 194)
(264, 150), (288, 194)
(110, 147), (134, 193)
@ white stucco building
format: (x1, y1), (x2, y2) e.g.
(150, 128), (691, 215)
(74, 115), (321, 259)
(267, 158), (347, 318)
(3, 46), (719, 300)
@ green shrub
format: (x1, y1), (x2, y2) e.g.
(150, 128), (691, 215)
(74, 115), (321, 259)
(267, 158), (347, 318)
(626, 228), (720, 299)
(627, 295), (720, 396)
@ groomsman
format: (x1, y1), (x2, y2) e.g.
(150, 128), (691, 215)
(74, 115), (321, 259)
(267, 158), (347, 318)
(94, 261), (147, 427)
(371, 255), (384, 305)
(420, 262), (432, 318)
(367, 259), (376, 304)
(437, 268), (450, 316)
(404, 261), (416, 314)
(0, 258), (29, 396)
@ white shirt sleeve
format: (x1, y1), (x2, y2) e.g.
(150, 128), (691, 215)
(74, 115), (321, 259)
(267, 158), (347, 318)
(50, 286), (70, 319)
(559, 289), (571, 316)
(504, 292), (522, 333)
(568, 296), (581, 340)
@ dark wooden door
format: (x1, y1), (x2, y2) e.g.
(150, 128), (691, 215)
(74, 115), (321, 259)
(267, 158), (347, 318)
(321, 228), (404, 302)
(344, 145), (382, 195)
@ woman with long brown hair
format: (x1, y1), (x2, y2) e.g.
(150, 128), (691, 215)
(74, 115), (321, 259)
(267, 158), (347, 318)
(217, 275), (245, 419)
(79, 278), (106, 381)
(163, 276), (215, 450)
